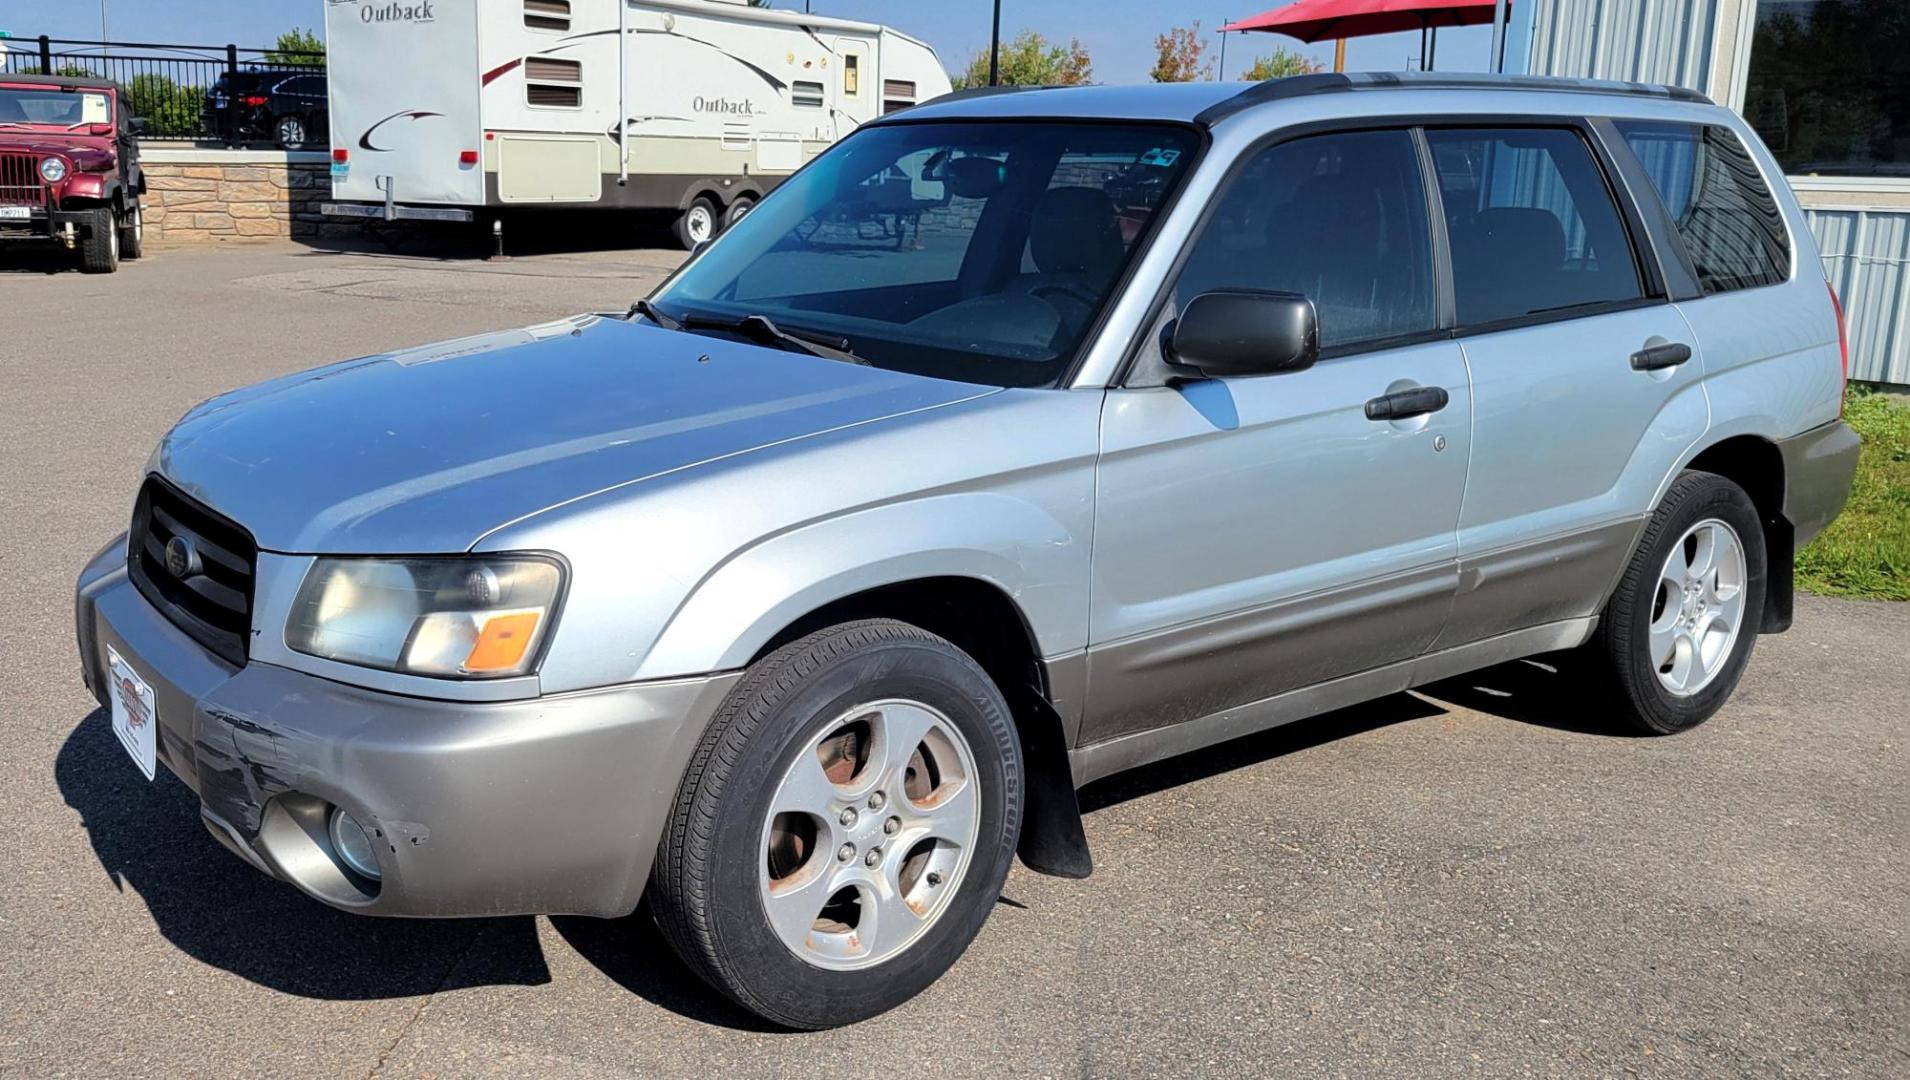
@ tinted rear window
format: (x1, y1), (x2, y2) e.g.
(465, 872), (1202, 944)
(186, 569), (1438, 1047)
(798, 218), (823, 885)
(1614, 121), (1791, 295)
(1426, 127), (1644, 327)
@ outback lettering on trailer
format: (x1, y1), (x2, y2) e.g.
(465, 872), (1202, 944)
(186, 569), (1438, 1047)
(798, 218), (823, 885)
(693, 96), (757, 116)
(358, 1), (435, 24)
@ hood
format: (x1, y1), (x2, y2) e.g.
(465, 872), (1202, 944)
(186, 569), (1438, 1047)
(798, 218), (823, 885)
(0, 132), (113, 167)
(155, 315), (997, 553)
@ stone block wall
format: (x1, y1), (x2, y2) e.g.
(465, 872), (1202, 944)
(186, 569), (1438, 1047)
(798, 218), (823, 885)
(138, 148), (336, 242)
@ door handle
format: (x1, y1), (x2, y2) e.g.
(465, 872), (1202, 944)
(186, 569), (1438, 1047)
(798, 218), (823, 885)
(1364, 385), (1449, 421)
(1630, 342), (1692, 371)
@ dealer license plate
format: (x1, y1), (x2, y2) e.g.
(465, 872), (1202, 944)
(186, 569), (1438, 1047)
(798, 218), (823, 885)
(0, 207), (31, 221)
(107, 646), (158, 781)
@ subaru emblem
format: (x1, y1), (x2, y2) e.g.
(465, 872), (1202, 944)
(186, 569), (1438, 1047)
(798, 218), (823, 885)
(163, 535), (203, 580)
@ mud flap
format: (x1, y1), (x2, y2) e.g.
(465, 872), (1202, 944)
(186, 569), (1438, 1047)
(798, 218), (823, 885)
(1009, 683), (1092, 879)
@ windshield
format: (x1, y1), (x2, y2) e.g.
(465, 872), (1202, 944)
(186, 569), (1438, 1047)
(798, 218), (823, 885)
(652, 121), (1199, 388)
(0, 87), (112, 127)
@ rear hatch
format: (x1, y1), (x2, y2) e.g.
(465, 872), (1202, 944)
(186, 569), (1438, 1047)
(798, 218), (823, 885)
(324, 0), (483, 205)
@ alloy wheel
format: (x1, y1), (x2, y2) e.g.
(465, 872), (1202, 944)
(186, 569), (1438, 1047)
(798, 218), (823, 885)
(758, 698), (980, 971)
(1649, 517), (1748, 696)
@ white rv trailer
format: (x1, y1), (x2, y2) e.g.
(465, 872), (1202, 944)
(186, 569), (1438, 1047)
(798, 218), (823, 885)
(321, 0), (950, 247)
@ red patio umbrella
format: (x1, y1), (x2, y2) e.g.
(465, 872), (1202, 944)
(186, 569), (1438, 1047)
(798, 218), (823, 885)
(1222, 0), (1509, 71)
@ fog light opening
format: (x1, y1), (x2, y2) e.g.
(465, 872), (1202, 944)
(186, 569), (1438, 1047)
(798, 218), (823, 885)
(326, 807), (382, 881)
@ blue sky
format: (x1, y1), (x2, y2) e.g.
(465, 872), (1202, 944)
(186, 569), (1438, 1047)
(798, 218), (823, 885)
(2, 0), (1492, 83)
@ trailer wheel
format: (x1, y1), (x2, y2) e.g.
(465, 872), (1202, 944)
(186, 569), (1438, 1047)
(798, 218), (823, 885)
(674, 196), (719, 250)
(724, 195), (756, 230)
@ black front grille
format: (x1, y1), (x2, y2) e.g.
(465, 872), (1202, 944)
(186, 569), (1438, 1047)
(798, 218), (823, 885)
(128, 478), (257, 666)
(0, 151), (45, 207)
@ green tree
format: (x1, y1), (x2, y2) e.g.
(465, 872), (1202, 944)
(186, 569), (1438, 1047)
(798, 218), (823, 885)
(1239, 47), (1324, 81)
(125, 73), (202, 138)
(265, 27), (325, 66)
(1150, 23), (1210, 83)
(952, 30), (1093, 89)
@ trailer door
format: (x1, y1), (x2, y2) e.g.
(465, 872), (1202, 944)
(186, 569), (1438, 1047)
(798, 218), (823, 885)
(834, 37), (877, 134)
(325, 0), (482, 206)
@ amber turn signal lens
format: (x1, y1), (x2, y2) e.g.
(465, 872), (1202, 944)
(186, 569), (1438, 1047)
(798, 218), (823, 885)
(464, 611), (542, 673)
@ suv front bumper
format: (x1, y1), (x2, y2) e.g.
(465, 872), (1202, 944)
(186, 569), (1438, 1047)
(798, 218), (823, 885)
(75, 535), (739, 918)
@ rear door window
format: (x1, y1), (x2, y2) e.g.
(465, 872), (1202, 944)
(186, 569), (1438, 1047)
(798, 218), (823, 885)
(1174, 129), (1437, 351)
(1425, 127), (1644, 327)
(1613, 120), (1791, 295)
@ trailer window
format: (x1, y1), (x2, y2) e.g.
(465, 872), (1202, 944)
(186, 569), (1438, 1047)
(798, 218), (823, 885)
(792, 81), (825, 109)
(524, 0), (570, 31)
(883, 80), (916, 115)
(844, 55), (860, 96)
(525, 58), (582, 109)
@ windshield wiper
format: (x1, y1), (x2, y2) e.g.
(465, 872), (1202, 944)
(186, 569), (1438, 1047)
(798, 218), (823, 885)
(680, 312), (870, 366)
(627, 297), (681, 330)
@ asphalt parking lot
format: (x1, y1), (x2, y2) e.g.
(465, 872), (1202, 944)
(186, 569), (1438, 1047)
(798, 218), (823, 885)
(2, 238), (1906, 1078)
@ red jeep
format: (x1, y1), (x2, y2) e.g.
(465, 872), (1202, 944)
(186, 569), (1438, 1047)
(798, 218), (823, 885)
(0, 73), (147, 273)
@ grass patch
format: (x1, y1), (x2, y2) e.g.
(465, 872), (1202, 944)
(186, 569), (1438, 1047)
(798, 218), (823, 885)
(1795, 389), (1910, 601)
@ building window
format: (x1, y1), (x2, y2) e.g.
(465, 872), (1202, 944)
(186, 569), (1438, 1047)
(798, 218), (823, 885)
(524, 0), (570, 32)
(525, 57), (582, 108)
(1614, 121), (1792, 295)
(1744, 0), (1908, 178)
(844, 54), (860, 96)
(792, 81), (825, 108)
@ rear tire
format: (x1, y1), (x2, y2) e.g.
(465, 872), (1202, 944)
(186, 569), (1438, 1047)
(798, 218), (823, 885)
(79, 207), (119, 274)
(672, 196), (718, 250)
(1593, 470), (1766, 735)
(649, 619), (1023, 1029)
(119, 200), (144, 260)
(723, 194), (756, 229)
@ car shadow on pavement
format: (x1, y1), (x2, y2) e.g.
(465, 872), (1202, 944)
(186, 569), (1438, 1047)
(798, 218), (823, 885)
(56, 708), (552, 1000)
(549, 911), (786, 1033)
(1415, 651), (1638, 737)
(55, 652), (1627, 1022)
(0, 246), (91, 275)
(1077, 692), (1447, 814)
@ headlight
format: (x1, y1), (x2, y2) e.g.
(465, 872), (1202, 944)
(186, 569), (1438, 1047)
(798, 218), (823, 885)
(39, 156), (68, 183)
(286, 555), (563, 679)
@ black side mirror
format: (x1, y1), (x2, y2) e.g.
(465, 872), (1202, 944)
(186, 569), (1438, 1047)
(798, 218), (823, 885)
(124, 117), (148, 136)
(1168, 289), (1319, 379)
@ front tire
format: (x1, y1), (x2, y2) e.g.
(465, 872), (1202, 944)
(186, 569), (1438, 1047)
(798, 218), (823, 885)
(79, 207), (119, 273)
(1594, 470), (1766, 734)
(650, 619), (1023, 1029)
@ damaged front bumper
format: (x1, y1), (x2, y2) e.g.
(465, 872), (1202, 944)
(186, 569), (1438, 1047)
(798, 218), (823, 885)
(75, 535), (739, 918)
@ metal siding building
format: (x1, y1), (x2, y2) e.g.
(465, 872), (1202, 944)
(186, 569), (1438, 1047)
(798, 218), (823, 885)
(1517, 0), (1910, 385)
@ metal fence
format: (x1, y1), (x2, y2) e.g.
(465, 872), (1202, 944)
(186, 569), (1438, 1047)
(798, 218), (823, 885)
(0, 36), (326, 147)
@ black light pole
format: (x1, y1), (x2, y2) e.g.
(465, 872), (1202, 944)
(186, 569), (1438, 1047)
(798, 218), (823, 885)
(988, 0), (1002, 85)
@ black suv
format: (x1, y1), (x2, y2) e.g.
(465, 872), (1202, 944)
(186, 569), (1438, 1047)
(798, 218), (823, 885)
(202, 69), (327, 149)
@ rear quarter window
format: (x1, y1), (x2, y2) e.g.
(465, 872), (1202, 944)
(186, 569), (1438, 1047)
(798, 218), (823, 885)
(1614, 121), (1791, 295)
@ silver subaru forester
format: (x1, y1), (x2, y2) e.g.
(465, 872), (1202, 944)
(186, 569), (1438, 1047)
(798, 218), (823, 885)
(76, 73), (1860, 1028)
